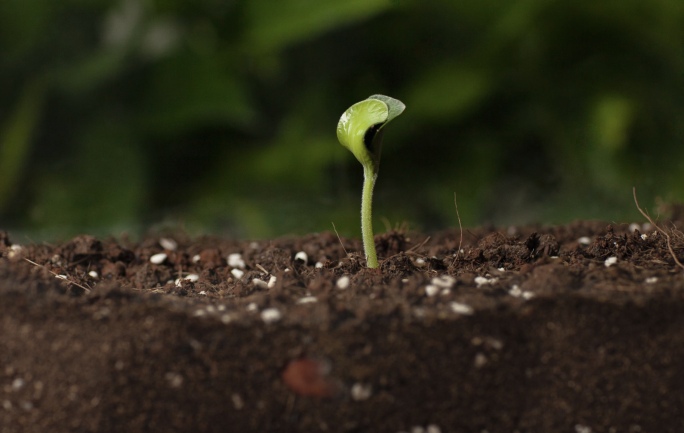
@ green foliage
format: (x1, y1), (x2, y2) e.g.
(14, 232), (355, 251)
(2, 0), (684, 238)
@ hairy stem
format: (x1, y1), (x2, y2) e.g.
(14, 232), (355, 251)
(361, 165), (379, 268)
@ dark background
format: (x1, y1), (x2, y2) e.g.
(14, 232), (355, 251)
(1, 0), (683, 240)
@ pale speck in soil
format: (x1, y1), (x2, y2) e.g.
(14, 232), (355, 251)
(149, 253), (167, 264)
(260, 308), (281, 324)
(350, 382), (372, 401)
(577, 236), (592, 245)
(294, 251), (308, 263)
(296, 296), (317, 304)
(336, 275), (350, 289)
(425, 285), (439, 297)
(231, 268), (244, 279)
(474, 276), (497, 287)
(450, 302), (474, 315)
(227, 253), (245, 269)
(604, 256), (618, 267)
(159, 238), (178, 251)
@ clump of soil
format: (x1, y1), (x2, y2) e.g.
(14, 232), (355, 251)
(1, 220), (684, 432)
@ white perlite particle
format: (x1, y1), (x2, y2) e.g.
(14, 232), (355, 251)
(192, 254), (201, 263)
(474, 276), (497, 287)
(577, 236), (592, 246)
(426, 424), (442, 433)
(253, 278), (269, 289)
(350, 383), (372, 401)
(604, 256), (618, 267)
(231, 268), (244, 279)
(294, 251), (308, 263)
(7, 245), (23, 259)
(175, 274), (199, 287)
(450, 302), (474, 315)
(645, 276), (658, 284)
(296, 296), (317, 304)
(150, 253), (167, 264)
(228, 253), (245, 269)
(431, 275), (455, 288)
(159, 238), (178, 251)
(88, 270), (99, 279)
(336, 276), (350, 289)
(260, 308), (282, 324)
(424, 285), (439, 297)
(575, 425), (592, 433)
(267, 275), (277, 289)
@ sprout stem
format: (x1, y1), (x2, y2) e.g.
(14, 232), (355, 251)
(362, 165), (379, 268)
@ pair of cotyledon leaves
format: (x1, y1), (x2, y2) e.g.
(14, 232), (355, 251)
(336, 95), (405, 172)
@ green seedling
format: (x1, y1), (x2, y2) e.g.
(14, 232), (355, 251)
(337, 94), (405, 268)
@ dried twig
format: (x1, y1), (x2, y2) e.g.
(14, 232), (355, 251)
(632, 187), (684, 270)
(454, 192), (464, 257)
(23, 257), (92, 293)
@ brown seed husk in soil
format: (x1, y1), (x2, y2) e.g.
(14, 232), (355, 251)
(1, 219), (684, 433)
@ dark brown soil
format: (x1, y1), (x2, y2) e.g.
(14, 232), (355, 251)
(2, 219), (684, 433)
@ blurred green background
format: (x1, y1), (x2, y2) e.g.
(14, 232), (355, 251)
(1, 0), (684, 240)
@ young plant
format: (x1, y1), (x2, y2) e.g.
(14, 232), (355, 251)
(337, 94), (405, 268)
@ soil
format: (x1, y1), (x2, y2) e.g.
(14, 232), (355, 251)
(1, 218), (684, 433)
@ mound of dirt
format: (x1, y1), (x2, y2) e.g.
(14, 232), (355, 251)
(1, 220), (683, 432)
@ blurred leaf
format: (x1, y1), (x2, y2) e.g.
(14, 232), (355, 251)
(138, 49), (255, 134)
(30, 120), (145, 230)
(245, 0), (392, 52)
(0, 78), (45, 213)
(405, 62), (492, 122)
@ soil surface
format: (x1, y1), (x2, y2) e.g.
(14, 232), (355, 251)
(1, 218), (684, 433)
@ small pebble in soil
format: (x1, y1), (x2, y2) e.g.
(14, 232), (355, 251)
(228, 253), (245, 269)
(604, 256), (618, 267)
(294, 251), (308, 263)
(281, 358), (337, 398)
(260, 308), (282, 324)
(450, 302), (474, 315)
(350, 382), (372, 401)
(231, 268), (244, 279)
(159, 238), (178, 251)
(150, 253), (167, 264)
(336, 276), (350, 290)
(577, 236), (592, 245)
